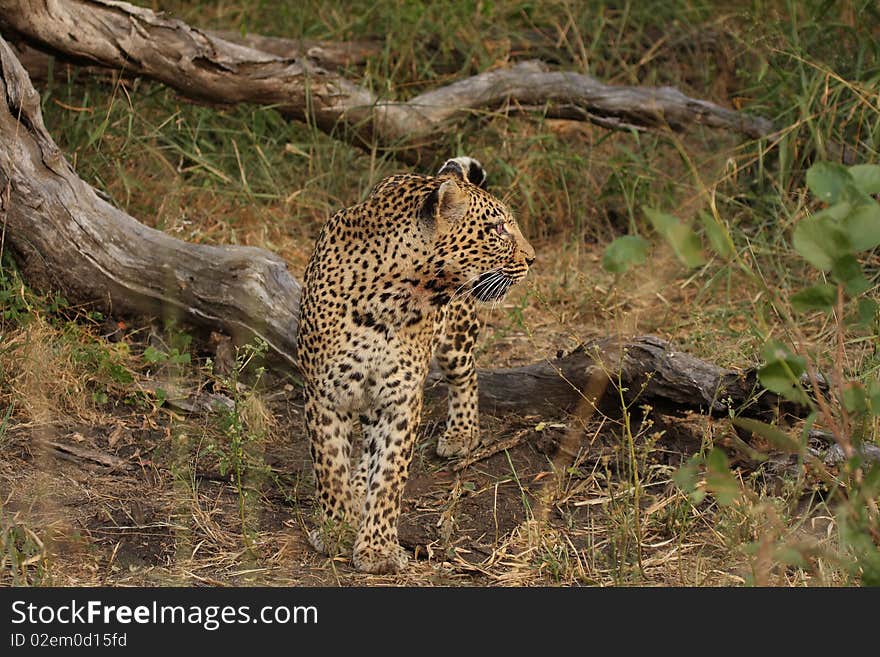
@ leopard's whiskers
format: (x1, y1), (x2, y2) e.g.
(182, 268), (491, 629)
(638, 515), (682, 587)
(449, 270), (492, 302)
(469, 272), (499, 302)
(486, 271), (510, 301)
(486, 274), (511, 308)
(457, 267), (502, 303)
(450, 269), (495, 303)
(489, 274), (508, 301)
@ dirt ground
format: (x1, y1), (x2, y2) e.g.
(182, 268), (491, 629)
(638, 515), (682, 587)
(0, 395), (712, 586)
(1, 382), (563, 585)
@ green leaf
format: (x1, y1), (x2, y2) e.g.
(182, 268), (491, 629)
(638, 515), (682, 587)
(792, 214), (852, 271)
(849, 164), (880, 196)
(672, 455), (705, 502)
(602, 235), (649, 273)
(761, 341), (805, 372)
(707, 447), (728, 472)
(841, 202), (880, 251)
(107, 363), (134, 384)
(169, 348), (191, 366)
(759, 359), (810, 404)
(858, 298), (879, 326)
(813, 201), (854, 222)
(831, 255), (870, 296)
(142, 346), (167, 364)
(644, 207), (706, 268)
(842, 381), (868, 414)
(733, 417), (802, 454)
(806, 161), (853, 204)
(698, 210), (736, 259)
(705, 448), (740, 506)
(867, 380), (880, 417)
(672, 456), (698, 492)
(791, 283), (836, 313)
(758, 341), (809, 405)
(759, 358), (809, 402)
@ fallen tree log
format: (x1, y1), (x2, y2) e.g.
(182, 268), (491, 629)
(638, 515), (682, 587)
(426, 335), (775, 418)
(211, 31), (381, 68)
(0, 35), (302, 369)
(1, 33), (788, 421)
(0, 0), (775, 163)
(9, 30), (381, 82)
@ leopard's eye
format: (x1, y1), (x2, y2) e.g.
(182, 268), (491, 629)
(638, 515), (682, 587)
(494, 222), (509, 237)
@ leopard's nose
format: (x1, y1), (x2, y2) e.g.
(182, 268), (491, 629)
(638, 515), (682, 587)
(522, 242), (536, 267)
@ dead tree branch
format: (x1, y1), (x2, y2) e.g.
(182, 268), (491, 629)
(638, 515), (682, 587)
(9, 29), (381, 82)
(0, 0), (774, 163)
(0, 34), (301, 368)
(425, 335), (775, 418)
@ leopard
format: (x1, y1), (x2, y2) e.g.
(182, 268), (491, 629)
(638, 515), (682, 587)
(296, 156), (535, 574)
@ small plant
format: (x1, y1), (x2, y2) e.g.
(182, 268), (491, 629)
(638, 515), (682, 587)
(0, 260), (32, 326)
(66, 323), (135, 405)
(790, 162), (880, 320)
(0, 253), (68, 328)
(0, 513), (49, 586)
(142, 322), (193, 373)
(653, 160), (880, 585)
(751, 161), (880, 584)
(205, 337), (273, 548)
(143, 344), (191, 368)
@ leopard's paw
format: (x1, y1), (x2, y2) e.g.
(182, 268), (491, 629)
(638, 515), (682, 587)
(308, 523), (355, 557)
(352, 542), (409, 574)
(436, 427), (480, 457)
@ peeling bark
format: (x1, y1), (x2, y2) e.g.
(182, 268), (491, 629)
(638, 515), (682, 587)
(9, 31), (381, 82)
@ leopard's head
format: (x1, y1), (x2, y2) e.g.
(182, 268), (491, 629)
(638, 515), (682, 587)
(418, 157), (535, 303)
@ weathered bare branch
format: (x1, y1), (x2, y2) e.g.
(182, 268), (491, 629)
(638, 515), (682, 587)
(0, 35), (301, 369)
(0, 0), (774, 164)
(9, 29), (381, 82)
(425, 335), (775, 418)
(211, 31), (381, 68)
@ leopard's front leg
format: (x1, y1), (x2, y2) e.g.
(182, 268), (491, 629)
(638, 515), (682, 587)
(352, 383), (424, 574)
(435, 298), (481, 457)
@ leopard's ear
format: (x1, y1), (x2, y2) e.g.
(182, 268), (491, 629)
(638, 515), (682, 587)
(418, 178), (469, 235)
(437, 156), (487, 189)
(437, 178), (469, 224)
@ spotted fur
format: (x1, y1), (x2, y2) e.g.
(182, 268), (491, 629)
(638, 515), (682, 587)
(296, 157), (534, 574)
